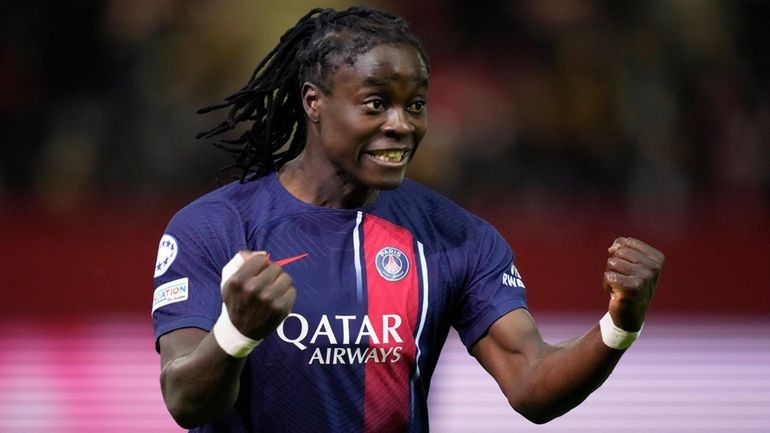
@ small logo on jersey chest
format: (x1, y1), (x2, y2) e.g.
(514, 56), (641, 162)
(375, 247), (409, 282)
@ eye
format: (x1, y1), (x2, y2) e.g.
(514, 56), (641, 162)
(364, 99), (385, 112)
(407, 99), (427, 114)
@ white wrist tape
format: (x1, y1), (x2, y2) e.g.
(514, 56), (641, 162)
(599, 312), (642, 350)
(212, 304), (261, 358)
(221, 253), (246, 291)
(212, 253), (261, 358)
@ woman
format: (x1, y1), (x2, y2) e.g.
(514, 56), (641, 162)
(152, 7), (664, 433)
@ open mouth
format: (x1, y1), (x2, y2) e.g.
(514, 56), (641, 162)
(367, 149), (408, 163)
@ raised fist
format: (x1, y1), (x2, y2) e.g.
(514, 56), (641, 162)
(220, 252), (297, 340)
(603, 237), (664, 331)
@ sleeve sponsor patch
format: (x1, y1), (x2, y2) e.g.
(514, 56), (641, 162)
(502, 263), (525, 289)
(152, 277), (189, 313)
(154, 234), (178, 278)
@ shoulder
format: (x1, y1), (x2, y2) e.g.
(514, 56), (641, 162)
(161, 176), (276, 259)
(156, 175), (282, 277)
(375, 180), (509, 267)
(168, 174), (278, 232)
(391, 179), (497, 236)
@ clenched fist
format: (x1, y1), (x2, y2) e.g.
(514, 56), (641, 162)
(603, 237), (664, 331)
(221, 252), (297, 341)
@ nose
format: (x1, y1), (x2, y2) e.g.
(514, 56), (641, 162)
(383, 108), (415, 138)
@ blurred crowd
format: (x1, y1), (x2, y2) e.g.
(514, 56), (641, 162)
(1, 0), (768, 215)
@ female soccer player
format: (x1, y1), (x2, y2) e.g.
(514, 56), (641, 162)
(151, 7), (664, 432)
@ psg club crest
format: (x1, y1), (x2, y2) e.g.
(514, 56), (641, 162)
(375, 247), (409, 282)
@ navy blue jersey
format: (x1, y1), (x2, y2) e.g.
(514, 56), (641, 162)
(152, 172), (527, 432)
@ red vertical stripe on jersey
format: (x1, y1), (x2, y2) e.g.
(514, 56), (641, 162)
(362, 214), (419, 433)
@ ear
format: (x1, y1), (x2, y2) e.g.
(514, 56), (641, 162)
(301, 82), (322, 123)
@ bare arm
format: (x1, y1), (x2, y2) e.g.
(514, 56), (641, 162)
(158, 252), (296, 428)
(472, 310), (621, 424)
(159, 328), (246, 428)
(471, 237), (664, 424)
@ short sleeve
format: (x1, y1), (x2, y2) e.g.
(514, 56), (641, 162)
(151, 198), (246, 350)
(452, 221), (528, 351)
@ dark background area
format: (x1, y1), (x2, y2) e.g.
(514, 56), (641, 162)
(1, 0), (768, 316)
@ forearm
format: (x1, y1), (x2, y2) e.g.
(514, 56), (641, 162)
(473, 310), (628, 424)
(512, 325), (623, 423)
(160, 331), (247, 428)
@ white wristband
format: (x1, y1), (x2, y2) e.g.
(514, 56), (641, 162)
(212, 304), (261, 358)
(599, 312), (642, 350)
(221, 253), (246, 291)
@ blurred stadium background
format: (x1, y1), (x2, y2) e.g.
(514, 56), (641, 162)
(1, 1), (768, 432)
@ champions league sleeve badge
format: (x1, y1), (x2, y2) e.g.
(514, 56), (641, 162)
(375, 247), (409, 282)
(154, 234), (179, 278)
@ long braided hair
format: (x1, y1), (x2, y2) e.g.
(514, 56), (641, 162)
(196, 7), (428, 182)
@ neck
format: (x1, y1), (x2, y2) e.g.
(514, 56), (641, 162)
(278, 155), (379, 209)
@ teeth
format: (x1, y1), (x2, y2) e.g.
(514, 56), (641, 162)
(370, 150), (406, 162)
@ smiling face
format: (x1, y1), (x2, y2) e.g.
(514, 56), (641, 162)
(299, 43), (429, 199)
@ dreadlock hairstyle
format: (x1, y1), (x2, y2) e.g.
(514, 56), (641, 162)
(196, 6), (429, 182)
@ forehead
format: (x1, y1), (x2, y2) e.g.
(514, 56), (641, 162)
(329, 44), (429, 91)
